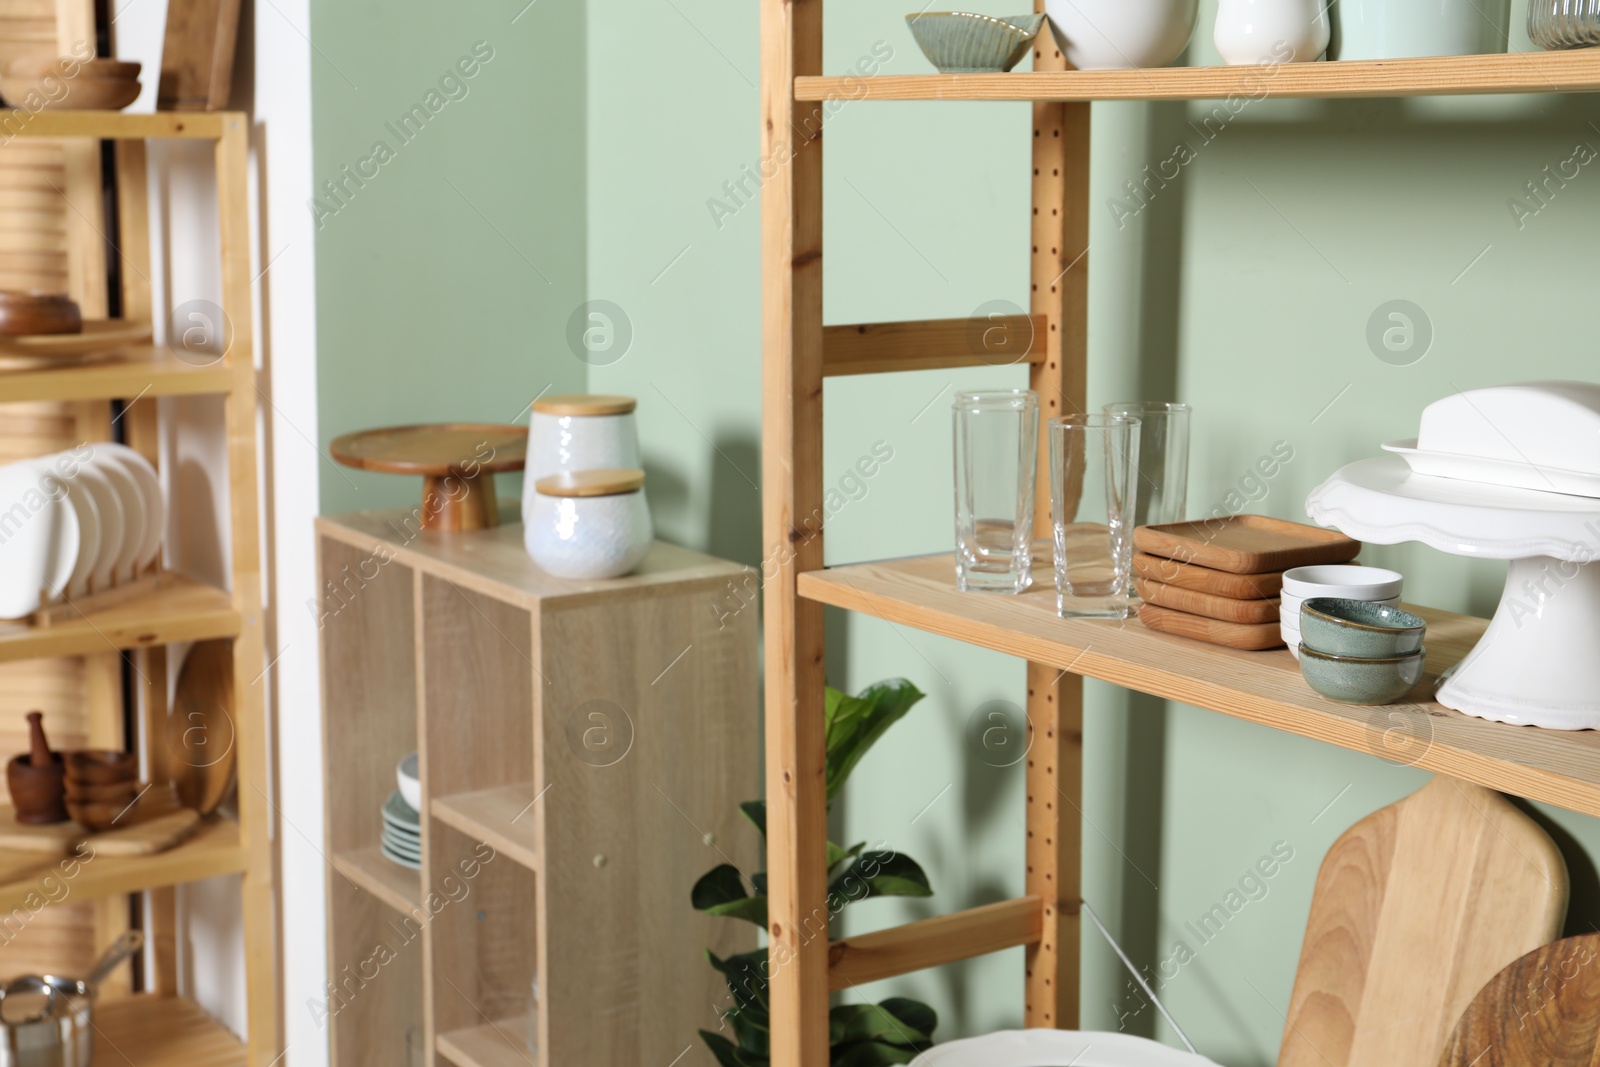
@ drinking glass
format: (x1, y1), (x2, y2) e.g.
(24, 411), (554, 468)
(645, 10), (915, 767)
(952, 390), (1039, 594)
(1050, 414), (1140, 619)
(1104, 401), (1190, 528)
(1529, 0), (1600, 47)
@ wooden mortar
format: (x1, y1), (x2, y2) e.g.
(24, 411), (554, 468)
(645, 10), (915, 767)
(7, 711), (67, 824)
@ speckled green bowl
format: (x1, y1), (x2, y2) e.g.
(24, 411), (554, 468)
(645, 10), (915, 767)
(1300, 597), (1426, 658)
(905, 12), (1046, 73)
(1299, 644), (1426, 705)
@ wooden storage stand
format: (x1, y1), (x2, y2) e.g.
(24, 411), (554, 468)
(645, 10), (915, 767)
(315, 512), (760, 1066)
(759, 12), (1600, 1066)
(0, 112), (275, 1064)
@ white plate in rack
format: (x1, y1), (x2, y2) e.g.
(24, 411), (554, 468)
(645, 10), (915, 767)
(1382, 438), (1600, 498)
(0, 458), (79, 618)
(909, 1030), (1223, 1066)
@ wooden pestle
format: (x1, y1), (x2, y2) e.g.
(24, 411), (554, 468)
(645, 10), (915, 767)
(26, 711), (52, 767)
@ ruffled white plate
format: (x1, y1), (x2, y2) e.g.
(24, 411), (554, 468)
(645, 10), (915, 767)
(1383, 438), (1600, 499)
(909, 1030), (1223, 1066)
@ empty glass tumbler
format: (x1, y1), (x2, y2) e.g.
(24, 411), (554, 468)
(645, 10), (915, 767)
(1050, 414), (1140, 619)
(1104, 401), (1190, 528)
(953, 390), (1039, 594)
(1529, 0), (1600, 47)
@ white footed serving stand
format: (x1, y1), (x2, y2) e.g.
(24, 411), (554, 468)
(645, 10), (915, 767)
(1308, 456), (1600, 730)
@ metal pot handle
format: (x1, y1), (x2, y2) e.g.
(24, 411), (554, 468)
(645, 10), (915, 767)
(83, 931), (144, 993)
(0, 976), (58, 1027)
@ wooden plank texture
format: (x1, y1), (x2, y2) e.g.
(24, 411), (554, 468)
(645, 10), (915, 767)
(431, 784), (538, 872)
(92, 995), (245, 1066)
(158, 0), (243, 111)
(797, 48), (1600, 102)
(828, 896), (1042, 989)
(797, 553), (1600, 820)
(0, 575), (238, 663)
(1439, 933), (1600, 1066)
(1280, 776), (1567, 1067)
(821, 315), (1046, 376)
(0, 347), (232, 403)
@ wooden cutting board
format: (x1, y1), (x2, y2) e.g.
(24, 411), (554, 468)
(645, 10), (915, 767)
(1438, 933), (1600, 1066)
(1132, 551), (1284, 599)
(1136, 577), (1280, 624)
(168, 640), (237, 815)
(1134, 515), (1360, 573)
(0, 786), (200, 856)
(92, 809), (200, 856)
(1280, 776), (1568, 1067)
(1136, 602), (1284, 650)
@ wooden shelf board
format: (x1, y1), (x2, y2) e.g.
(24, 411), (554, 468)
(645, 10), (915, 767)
(0, 345), (234, 404)
(331, 845), (421, 914)
(438, 1017), (537, 1067)
(796, 48), (1600, 102)
(798, 553), (1600, 819)
(92, 994), (245, 1066)
(0, 815), (243, 913)
(4, 110), (233, 140)
(432, 783), (539, 871)
(0, 574), (238, 664)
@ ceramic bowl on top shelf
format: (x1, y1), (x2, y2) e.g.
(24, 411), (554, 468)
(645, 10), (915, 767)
(905, 12), (1046, 73)
(1044, 0), (1198, 70)
(1298, 644), (1426, 705)
(1279, 564), (1402, 659)
(1333, 0), (1508, 59)
(525, 468), (653, 580)
(1214, 0), (1328, 65)
(396, 751), (420, 812)
(1300, 597), (1425, 658)
(0, 291), (82, 337)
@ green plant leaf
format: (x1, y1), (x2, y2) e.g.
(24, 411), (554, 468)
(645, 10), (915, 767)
(750, 871), (768, 896)
(827, 839), (865, 875)
(830, 1002), (933, 1047)
(693, 865), (751, 910)
(833, 1041), (921, 1066)
(701, 1030), (765, 1067)
(878, 998), (938, 1041)
(706, 949), (771, 1026)
(828, 850), (933, 904)
(705, 895), (768, 928)
(825, 680), (926, 803)
(741, 800), (767, 839)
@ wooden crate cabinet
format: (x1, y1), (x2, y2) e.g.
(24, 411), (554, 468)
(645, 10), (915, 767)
(317, 512), (760, 1066)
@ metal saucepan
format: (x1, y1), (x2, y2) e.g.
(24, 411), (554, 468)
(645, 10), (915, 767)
(0, 930), (143, 1067)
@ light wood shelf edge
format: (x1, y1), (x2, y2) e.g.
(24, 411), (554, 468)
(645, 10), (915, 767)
(93, 994), (245, 1066)
(431, 784), (539, 871)
(797, 47), (1600, 101)
(331, 846), (421, 914)
(0, 346), (236, 404)
(2, 110), (235, 139)
(437, 1016), (537, 1067)
(0, 575), (239, 664)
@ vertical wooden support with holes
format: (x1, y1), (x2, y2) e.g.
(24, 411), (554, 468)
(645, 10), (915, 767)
(760, 0), (829, 1060)
(1024, 12), (1090, 1033)
(217, 115), (280, 1064)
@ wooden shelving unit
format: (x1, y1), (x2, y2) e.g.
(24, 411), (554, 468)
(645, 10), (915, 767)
(760, 10), (1600, 1063)
(0, 112), (275, 1064)
(316, 513), (761, 1066)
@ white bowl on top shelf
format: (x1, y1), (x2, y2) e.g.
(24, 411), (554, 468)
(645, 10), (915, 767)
(1044, 0), (1198, 69)
(396, 752), (420, 813)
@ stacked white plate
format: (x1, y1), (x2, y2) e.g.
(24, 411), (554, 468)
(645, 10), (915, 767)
(381, 789), (421, 869)
(0, 442), (164, 619)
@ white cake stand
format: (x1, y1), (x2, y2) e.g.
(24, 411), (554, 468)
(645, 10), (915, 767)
(1307, 456), (1600, 730)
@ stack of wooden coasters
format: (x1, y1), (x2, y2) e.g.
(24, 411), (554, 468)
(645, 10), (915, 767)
(1131, 516), (1361, 650)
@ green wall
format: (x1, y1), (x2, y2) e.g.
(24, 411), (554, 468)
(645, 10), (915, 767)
(317, 0), (1600, 1060)
(311, 0), (588, 515)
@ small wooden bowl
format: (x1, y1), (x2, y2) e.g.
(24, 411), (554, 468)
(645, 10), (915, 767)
(65, 749), (137, 784)
(66, 798), (129, 833)
(3, 56), (142, 80)
(6, 753), (67, 825)
(0, 291), (83, 337)
(64, 776), (139, 803)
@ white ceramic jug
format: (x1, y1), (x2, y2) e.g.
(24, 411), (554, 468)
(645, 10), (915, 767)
(1044, 0), (1198, 69)
(1214, 0), (1329, 65)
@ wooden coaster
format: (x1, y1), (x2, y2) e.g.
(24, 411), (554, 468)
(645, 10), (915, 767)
(1132, 552), (1284, 599)
(1136, 601), (1285, 651)
(1137, 578), (1280, 624)
(1134, 515), (1360, 574)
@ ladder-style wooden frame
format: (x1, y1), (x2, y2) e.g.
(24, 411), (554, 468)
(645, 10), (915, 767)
(760, 6), (1600, 1064)
(760, 4), (1087, 1058)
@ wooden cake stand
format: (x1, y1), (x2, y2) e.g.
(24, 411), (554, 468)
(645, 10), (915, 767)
(330, 423), (528, 531)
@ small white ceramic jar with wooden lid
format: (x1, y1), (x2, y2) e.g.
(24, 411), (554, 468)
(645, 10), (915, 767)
(527, 394), (641, 481)
(524, 468), (652, 580)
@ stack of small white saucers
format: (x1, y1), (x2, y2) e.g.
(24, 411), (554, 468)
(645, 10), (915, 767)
(0, 442), (164, 620)
(1281, 565), (1403, 659)
(381, 752), (422, 869)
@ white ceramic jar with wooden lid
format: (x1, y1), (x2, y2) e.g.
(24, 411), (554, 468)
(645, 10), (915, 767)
(524, 468), (652, 579)
(527, 394), (641, 481)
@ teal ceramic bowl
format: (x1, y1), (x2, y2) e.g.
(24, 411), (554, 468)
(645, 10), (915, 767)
(1298, 645), (1426, 705)
(905, 12), (1046, 73)
(1300, 597), (1426, 658)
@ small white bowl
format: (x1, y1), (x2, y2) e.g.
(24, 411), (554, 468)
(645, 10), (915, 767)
(396, 751), (420, 812)
(1282, 564), (1403, 603)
